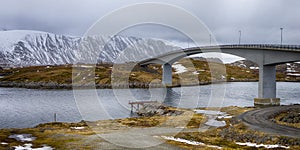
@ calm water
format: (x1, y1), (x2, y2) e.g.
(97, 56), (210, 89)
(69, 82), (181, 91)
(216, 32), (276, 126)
(0, 82), (299, 129)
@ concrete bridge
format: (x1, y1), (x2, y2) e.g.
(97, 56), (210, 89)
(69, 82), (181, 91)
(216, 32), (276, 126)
(140, 44), (300, 106)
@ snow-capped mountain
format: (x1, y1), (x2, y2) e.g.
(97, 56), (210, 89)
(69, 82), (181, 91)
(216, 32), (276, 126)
(0, 30), (180, 66)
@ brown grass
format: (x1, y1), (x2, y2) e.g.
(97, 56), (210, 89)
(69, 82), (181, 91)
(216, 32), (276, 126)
(0, 59), (261, 86)
(1, 107), (299, 149)
(0, 122), (96, 149)
(275, 113), (300, 129)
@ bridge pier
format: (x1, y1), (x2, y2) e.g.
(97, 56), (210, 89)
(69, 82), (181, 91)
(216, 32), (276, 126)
(162, 63), (172, 86)
(255, 65), (280, 106)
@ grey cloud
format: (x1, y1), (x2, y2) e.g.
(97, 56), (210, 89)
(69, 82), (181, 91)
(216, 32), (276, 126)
(0, 0), (299, 45)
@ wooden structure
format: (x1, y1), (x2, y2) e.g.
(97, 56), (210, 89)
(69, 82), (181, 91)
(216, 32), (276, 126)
(129, 101), (157, 113)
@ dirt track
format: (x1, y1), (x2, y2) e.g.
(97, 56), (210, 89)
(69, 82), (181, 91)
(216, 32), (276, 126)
(239, 105), (300, 138)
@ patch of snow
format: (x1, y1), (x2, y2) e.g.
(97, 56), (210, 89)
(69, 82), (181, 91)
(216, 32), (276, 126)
(172, 64), (187, 74)
(193, 71), (199, 75)
(14, 143), (53, 150)
(74, 65), (94, 68)
(222, 115), (232, 119)
(71, 127), (85, 130)
(217, 115), (233, 119)
(236, 142), (289, 149)
(194, 110), (225, 115)
(9, 134), (36, 142)
(160, 136), (222, 149)
(205, 120), (226, 127)
(286, 69), (297, 73)
(239, 64), (247, 68)
(250, 67), (259, 70)
(1, 142), (8, 145)
(287, 73), (300, 77)
(175, 127), (186, 129)
(195, 109), (230, 127)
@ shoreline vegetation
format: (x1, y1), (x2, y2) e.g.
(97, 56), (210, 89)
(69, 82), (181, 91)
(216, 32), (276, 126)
(0, 58), (298, 89)
(0, 105), (299, 149)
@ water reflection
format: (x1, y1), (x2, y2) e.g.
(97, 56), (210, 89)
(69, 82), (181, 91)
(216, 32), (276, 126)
(163, 88), (181, 106)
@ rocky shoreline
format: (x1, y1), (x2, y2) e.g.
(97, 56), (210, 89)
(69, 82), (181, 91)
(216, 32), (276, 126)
(0, 81), (212, 89)
(0, 80), (264, 90)
(1, 79), (299, 90)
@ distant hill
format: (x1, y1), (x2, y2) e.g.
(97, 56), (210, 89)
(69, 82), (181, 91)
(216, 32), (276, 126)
(231, 60), (299, 71)
(230, 60), (300, 80)
(191, 57), (223, 64)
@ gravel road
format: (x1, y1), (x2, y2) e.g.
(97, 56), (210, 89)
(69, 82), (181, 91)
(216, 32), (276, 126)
(239, 105), (300, 138)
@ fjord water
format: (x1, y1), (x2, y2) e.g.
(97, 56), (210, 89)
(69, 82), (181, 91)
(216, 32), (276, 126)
(0, 82), (299, 129)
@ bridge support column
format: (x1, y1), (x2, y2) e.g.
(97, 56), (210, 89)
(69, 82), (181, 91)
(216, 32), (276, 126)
(255, 65), (280, 106)
(162, 63), (172, 86)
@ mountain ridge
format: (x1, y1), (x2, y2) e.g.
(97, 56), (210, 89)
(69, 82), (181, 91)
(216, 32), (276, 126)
(0, 30), (180, 67)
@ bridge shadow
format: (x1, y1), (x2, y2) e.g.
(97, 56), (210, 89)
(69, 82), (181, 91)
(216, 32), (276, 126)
(163, 88), (181, 107)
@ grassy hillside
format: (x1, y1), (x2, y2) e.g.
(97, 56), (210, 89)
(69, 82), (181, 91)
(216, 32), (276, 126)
(0, 58), (297, 88)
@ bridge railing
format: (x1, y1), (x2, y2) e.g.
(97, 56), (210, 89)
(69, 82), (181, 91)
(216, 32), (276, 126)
(218, 44), (300, 51)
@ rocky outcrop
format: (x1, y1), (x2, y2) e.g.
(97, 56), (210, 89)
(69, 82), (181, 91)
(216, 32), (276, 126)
(137, 103), (183, 117)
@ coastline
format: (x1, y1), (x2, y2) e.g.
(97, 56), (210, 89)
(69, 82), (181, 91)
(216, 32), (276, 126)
(0, 105), (299, 149)
(1, 79), (299, 90)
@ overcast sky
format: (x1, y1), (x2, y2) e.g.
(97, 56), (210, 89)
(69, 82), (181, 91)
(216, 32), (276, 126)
(1, 0), (299, 46)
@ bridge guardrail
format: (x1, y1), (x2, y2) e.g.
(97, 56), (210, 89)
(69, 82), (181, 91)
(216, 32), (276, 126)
(218, 44), (300, 51)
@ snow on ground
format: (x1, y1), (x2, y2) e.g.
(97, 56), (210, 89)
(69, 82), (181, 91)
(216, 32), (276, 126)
(73, 65), (94, 68)
(194, 110), (225, 115)
(14, 144), (53, 150)
(217, 115), (233, 119)
(9, 134), (36, 142)
(250, 67), (259, 70)
(160, 136), (222, 149)
(70, 127), (85, 130)
(172, 63), (187, 74)
(236, 142), (290, 149)
(195, 110), (231, 127)
(193, 71), (199, 75)
(287, 73), (300, 77)
(204, 119), (226, 127)
(8, 134), (53, 150)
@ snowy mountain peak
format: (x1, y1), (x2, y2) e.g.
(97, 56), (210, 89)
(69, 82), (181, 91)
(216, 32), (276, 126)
(0, 30), (180, 66)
